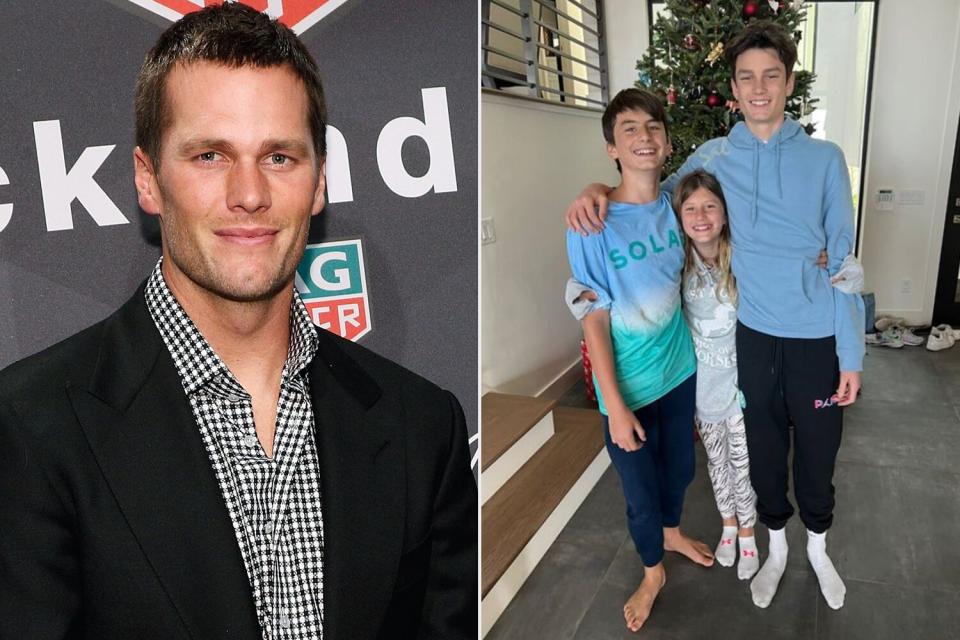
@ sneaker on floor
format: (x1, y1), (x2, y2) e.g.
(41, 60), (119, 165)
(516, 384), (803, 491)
(875, 316), (908, 332)
(867, 327), (903, 348)
(899, 327), (925, 347)
(927, 325), (955, 352)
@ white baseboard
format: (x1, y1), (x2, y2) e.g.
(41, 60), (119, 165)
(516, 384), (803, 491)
(535, 357), (583, 401)
(481, 413), (555, 505)
(480, 449), (611, 637)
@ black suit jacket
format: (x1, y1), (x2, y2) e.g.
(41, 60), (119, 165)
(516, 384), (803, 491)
(0, 286), (477, 639)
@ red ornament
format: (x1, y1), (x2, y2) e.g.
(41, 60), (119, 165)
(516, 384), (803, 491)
(683, 33), (699, 50)
(706, 91), (723, 107)
(667, 85), (678, 105)
(743, 0), (759, 18)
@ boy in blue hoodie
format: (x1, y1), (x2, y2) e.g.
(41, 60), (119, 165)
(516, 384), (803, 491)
(565, 21), (864, 611)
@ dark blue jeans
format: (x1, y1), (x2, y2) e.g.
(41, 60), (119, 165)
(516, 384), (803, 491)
(603, 373), (697, 567)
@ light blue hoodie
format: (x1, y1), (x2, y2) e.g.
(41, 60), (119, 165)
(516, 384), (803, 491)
(663, 119), (865, 372)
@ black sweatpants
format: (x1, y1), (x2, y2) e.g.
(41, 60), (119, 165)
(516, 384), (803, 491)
(735, 322), (843, 533)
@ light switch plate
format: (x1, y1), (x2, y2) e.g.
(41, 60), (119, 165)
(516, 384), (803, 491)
(481, 218), (497, 245)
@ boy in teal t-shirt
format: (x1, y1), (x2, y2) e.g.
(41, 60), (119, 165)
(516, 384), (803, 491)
(565, 89), (710, 634)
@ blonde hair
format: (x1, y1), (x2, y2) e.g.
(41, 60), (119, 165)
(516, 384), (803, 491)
(672, 170), (737, 304)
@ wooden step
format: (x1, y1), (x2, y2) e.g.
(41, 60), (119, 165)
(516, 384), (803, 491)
(481, 392), (555, 471)
(481, 406), (605, 597)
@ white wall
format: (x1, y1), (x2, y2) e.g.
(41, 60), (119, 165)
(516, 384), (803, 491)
(604, 0), (649, 94)
(858, 0), (960, 325)
(481, 93), (618, 395)
(480, 1), (646, 396)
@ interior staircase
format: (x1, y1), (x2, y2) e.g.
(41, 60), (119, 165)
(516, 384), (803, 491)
(480, 390), (608, 636)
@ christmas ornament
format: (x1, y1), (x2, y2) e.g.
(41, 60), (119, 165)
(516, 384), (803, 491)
(667, 85), (678, 105)
(689, 85), (704, 100)
(706, 91), (722, 107)
(705, 41), (724, 66)
(683, 33), (700, 50)
(638, 70), (652, 86)
(743, 0), (759, 18)
(768, 0), (781, 13)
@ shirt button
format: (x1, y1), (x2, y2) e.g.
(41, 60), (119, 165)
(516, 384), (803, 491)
(279, 613), (291, 629)
(243, 435), (259, 448)
(265, 520), (275, 534)
(226, 393), (241, 403)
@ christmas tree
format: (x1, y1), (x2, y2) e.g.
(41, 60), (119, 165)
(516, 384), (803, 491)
(637, 0), (816, 175)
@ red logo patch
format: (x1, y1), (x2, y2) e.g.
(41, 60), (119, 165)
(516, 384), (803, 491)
(124, 0), (351, 34)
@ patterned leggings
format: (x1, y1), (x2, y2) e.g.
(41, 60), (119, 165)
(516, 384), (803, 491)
(696, 412), (757, 528)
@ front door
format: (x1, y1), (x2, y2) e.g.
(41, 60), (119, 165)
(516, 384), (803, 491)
(932, 111), (960, 326)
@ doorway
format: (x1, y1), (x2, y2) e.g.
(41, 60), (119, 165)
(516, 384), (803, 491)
(932, 110), (960, 325)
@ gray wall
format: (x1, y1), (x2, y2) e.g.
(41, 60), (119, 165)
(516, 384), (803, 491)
(0, 1), (477, 464)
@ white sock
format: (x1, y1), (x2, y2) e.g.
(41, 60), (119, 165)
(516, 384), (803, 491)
(751, 527), (788, 608)
(715, 526), (737, 567)
(807, 530), (846, 609)
(738, 535), (760, 580)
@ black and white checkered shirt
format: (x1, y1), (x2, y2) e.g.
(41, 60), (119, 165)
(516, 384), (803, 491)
(145, 260), (324, 639)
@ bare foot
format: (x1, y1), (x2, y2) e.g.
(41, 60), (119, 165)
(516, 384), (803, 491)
(623, 567), (665, 632)
(663, 527), (714, 567)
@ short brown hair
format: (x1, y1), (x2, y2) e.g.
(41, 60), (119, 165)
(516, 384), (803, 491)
(602, 88), (669, 145)
(602, 88), (669, 172)
(724, 20), (797, 78)
(134, 3), (326, 168)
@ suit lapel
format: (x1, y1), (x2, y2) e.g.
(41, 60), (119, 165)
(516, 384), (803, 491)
(69, 289), (260, 639)
(310, 333), (406, 640)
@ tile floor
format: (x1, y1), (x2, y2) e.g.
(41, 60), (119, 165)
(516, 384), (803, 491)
(487, 343), (960, 639)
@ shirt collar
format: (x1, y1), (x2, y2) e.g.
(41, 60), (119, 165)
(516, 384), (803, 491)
(144, 258), (319, 395)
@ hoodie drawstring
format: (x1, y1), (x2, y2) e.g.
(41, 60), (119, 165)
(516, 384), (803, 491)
(751, 140), (760, 226)
(775, 133), (783, 200)
(749, 126), (789, 226)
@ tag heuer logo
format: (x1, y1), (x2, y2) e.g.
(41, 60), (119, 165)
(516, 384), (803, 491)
(295, 239), (371, 342)
(124, 0), (352, 34)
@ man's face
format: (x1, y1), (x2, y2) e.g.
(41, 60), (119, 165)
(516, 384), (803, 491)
(135, 61), (325, 304)
(606, 108), (671, 174)
(730, 47), (795, 130)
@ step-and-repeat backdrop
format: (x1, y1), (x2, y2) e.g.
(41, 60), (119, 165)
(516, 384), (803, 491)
(0, 0), (478, 469)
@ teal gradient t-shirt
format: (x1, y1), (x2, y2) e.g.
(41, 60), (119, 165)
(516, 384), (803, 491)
(566, 191), (696, 415)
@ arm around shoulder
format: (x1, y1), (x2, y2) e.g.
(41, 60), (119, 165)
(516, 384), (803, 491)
(565, 182), (614, 235)
(822, 146), (865, 373)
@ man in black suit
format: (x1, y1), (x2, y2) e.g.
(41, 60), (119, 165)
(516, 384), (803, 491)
(0, 5), (477, 639)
